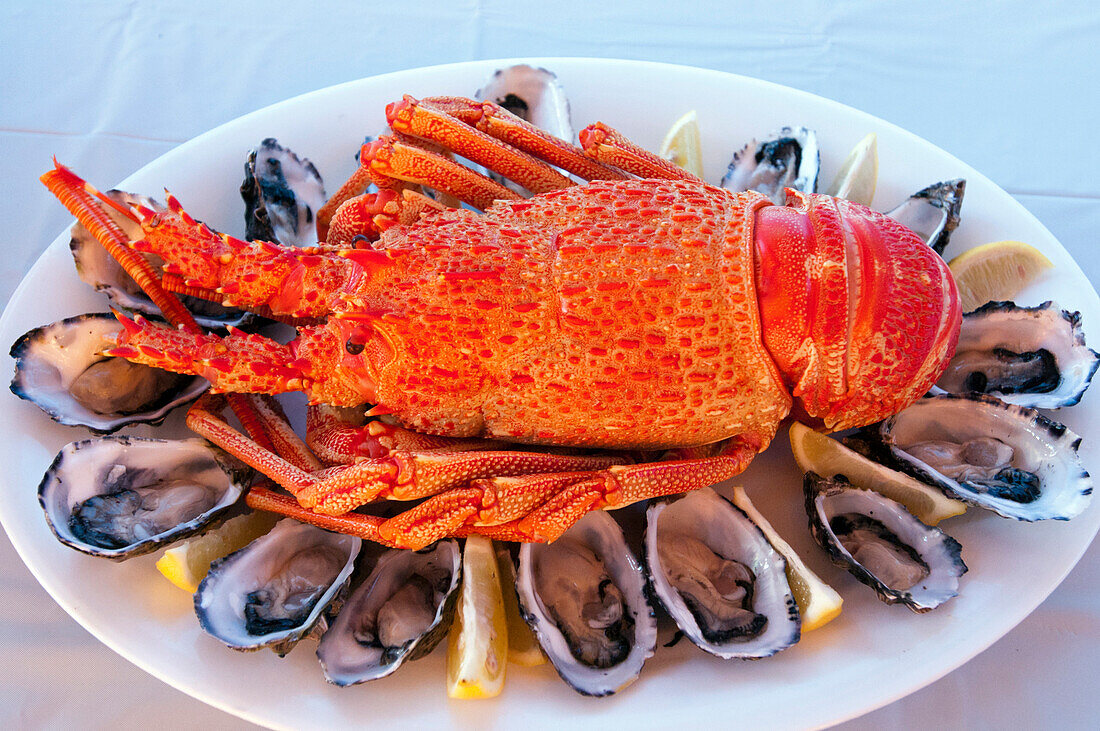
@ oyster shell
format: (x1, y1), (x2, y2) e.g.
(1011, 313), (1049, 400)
(38, 436), (249, 560)
(867, 393), (1092, 521)
(10, 313), (208, 433)
(645, 488), (800, 659)
(721, 126), (820, 203)
(884, 179), (965, 255)
(69, 189), (251, 329)
(316, 540), (461, 686)
(517, 511), (656, 697)
(196, 519), (360, 654)
(936, 301), (1099, 408)
(241, 138), (325, 246)
(805, 473), (967, 612)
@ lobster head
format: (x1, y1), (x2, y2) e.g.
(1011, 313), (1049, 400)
(752, 189), (961, 431)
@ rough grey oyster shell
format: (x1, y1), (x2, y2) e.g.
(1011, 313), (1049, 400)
(316, 540), (461, 686)
(805, 473), (967, 612)
(645, 488), (800, 659)
(517, 510), (656, 697)
(10, 313), (208, 433)
(721, 126), (820, 203)
(241, 138), (325, 247)
(864, 393), (1092, 521)
(936, 301), (1099, 408)
(69, 189), (251, 329)
(884, 179), (965, 255)
(196, 519), (360, 654)
(38, 436), (249, 560)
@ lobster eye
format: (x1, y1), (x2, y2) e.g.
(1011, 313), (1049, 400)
(345, 339), (365, 355)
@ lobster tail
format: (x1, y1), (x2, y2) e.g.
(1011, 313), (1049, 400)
(753, 190), (960, 431)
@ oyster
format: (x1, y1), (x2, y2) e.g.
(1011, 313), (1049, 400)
(936, 301), (1099, 408)
(241, 138), (325, 246)
(867, 393), (1092, 521)
(721, 126), (820, 203)
(516, 510), (656, 697)
(69, 189), (250, 329)
(38, 436), (249, 560)
(805, 473), (967, 612)
(316, 540), (460, 686)
(196, 519), (360, 654)
(884, 179), (965, 254)
(10, 313), (207, 433)
(645, 488), (800, 659)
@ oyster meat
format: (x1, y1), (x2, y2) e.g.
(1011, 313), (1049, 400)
(936, 301), (1099, 408)
(69, 189), (250, 329)
(38, 436), (249, 560)
(867, 393), (1092, 521)
(805, 473), (967, 612)
(196, 519), (360, 654)
(721, 126), (820, 203)
(884, 179), (965, 254)
(516, 510), (656, 697)
(316, 540), (461, 686)
(241, 138), (325, 246)
(10, 313), (208, 433)
(645, 488), (800, 659)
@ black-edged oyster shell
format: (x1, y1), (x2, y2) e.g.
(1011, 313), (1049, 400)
(864, 393), (1092, 521)
(884, 179), (965, 255)
(805, 473), (967, 612)
(645, 488), (800, 659)
(316, 540), (461, 686)
(721, 126), (820, 203)
(516, 510), (656, 697)
(10, 313), (208, 433)
(196, 519), (360, 654)
(241, 138), (325, 247)
(937, 301), (1099, 408)
(38, 436), (250, 560)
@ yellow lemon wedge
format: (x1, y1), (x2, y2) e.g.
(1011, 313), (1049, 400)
(825, 132), (878, 206)
(658, 110), (705, 178)
(948, 239), (1054, 312)
(789, 422), (966, 525)
(728, 485), (843, 631)
(495, 545), (546, 666)
(156, 510), (280, 592)
(446, 535), (508, 699)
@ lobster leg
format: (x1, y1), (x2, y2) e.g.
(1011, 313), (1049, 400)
(376, 437), (759, 549)
(579, 122), (701, 181)
(306, 404), (505, 463)
(387, 96), (575, 195)
(361, 135), (522, 211)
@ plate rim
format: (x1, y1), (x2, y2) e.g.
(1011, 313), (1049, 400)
(2, 56), (1098, 730)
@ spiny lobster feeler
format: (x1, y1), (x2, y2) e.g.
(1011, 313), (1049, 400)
(42, 94), (961, 551)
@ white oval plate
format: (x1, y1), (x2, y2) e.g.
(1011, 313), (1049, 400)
(1, 58), (1097, 730)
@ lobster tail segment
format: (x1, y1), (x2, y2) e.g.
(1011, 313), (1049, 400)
(753, 190), (960, 431)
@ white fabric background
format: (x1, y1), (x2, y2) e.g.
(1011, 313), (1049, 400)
(2, 1), (1098, 728)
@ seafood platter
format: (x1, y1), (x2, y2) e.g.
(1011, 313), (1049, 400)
(1, 59), (1098, 729)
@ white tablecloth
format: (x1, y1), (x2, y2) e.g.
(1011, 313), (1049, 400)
(2, 1), (1098, 728)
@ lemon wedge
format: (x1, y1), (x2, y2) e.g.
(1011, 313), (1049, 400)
(658, 110), (705, 178)
(825, 132), (878, 206)
(789, 422), (966, 525)
(495, 545), (545, 666)
(156, 510), (280, 592)
(447, 535), (508, 699)
(948, 239), (1054, 312)
(728, 485), (843, 631)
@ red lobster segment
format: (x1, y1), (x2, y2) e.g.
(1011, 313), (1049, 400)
(42, 93), (961, 550)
